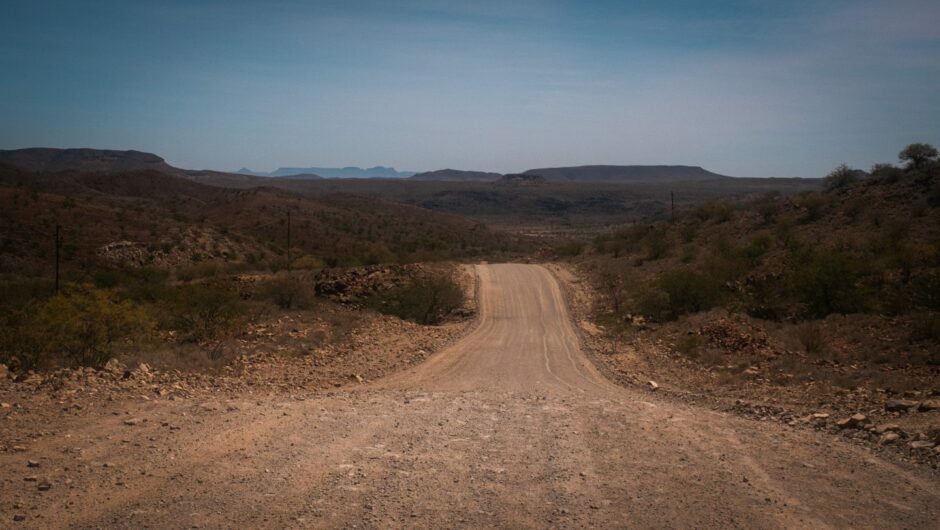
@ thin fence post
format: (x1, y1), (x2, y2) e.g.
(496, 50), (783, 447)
(54, 224), (60, 294)
(286, 211), (291, 273)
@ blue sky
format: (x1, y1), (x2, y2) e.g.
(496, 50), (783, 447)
(1, 0), (938, 177)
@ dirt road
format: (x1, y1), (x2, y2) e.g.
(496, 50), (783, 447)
(3, 264), (939, 528)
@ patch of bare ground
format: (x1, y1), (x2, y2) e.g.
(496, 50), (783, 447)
(546, 262), (940, 471)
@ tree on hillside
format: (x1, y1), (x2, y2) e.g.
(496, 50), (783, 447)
(823, 164), (858, 191)
(899, 143), (938, 170)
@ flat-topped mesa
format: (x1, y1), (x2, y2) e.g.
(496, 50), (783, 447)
(0, 147), (176, 174)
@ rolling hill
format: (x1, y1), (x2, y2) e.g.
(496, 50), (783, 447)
(0, 163), (525, 274)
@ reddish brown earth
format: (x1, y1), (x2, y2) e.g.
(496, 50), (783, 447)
(1, 264), (939, 528)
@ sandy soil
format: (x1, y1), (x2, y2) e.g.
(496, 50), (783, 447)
(1, 264), (938, 528)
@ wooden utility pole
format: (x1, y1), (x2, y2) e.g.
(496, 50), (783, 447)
(54, 224), (60, 294)
(286, 211), (291, 273)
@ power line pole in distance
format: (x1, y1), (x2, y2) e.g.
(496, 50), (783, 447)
(55, 224), (61, 294)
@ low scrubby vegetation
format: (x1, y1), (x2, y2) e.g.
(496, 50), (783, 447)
(578, 143), (940, 369)
(0, 261), (468, 371)
(0, 161), (495, 373)
(365, 273), (464, 325)
(0, 164), (528, 277)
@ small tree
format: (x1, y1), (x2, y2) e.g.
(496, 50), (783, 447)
(171, 284), (247, 342)
(823, 164), (858, 191)
(789, 249), (867, 318)
(899, 143), (938, 170)
(366, 273), (463, 325)
(23, 287), (154, 367)
(638, 269), (722, 321)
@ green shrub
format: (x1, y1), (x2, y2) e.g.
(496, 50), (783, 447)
(292, 254), (325, 270)
(870, 163), (902, 184)
(357, 242), (397, 266)
(754, 193), (781, 225)
(794, 193), (830, 223)
(638, 269), (722, 321)
(823, 164), (859, 191)
(553, 241), (585, 257)
(642, 226), (671, 260)
(679, 223), (698, 243)
(168, 284), (248, 342)
(13, 287), (154, 368)
(366, 273), (464, 325)
(740, 235), (773, 265)
(94, 266), (172, 303)
(258, 273), (316, 310)
(789, 249), (868, 318)
(694, 200), (733, 223)
(176, 261), (222, 282)
(793, 323), (827, 356)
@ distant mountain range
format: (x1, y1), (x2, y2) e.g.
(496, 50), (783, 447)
(0, 148), (736, 184)
(237, 166), (415, 179)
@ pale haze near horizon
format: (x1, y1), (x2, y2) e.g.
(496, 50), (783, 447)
(1, 0), (938, 177)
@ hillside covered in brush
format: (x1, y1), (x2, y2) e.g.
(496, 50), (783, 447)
(0, 164), (525, 276)
(570, 144), (939, 375)
(580, 152), (939, 324)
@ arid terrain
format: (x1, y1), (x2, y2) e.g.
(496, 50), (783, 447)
(1, 264), (939, 528)
(0, 147), (938, 529)
(5, 0), (940, 526)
